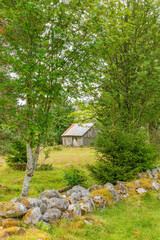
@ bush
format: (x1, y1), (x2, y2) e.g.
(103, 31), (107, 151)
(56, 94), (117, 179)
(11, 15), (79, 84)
(79, 145), (84, 148)
(6, 140), (27, 170)
(63, 166), (87, 186)
(87, 129), (157, 184)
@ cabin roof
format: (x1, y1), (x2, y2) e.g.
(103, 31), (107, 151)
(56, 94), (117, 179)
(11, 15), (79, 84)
(61, 123), (94, 137)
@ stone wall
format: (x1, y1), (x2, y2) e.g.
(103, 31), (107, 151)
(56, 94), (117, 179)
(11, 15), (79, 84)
(0, 167), (160, 238)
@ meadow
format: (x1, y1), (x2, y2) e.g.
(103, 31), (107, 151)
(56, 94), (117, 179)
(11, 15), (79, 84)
(0, 147), (96, 202)
(1, 147), (160, 240)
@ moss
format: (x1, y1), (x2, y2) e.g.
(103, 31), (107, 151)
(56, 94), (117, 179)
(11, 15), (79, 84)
(90, 188), (114, 204)
(0, 202), (14, 213)
(138, 178), (154, 190)
(122, 178), (158, 197)
(22, 208), (34, 224)
(7, 228), (52, 240)
(65, 197), (70, 202)
(70, 220), (85, 229)
(21, 199), (30, 208)
(125, 181), (138, 196)
(2, 219), (21, 228)
(0, 226), (25, 238)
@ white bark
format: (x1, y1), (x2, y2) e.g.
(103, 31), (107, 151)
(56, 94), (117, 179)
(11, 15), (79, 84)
(21, 142), (40, 197)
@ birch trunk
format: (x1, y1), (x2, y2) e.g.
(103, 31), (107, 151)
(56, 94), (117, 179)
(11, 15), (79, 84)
(21, 142), (40, 197)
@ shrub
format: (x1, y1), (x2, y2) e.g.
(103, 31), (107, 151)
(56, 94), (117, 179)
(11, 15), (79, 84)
(79, 145), (84, 148)
(87, 129), (157, 184)
(63, 166), (87, 186)
(6, 140), (27, 170)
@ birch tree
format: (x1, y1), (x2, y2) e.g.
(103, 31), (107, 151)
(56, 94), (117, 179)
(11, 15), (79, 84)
(1, 0), (93, 197)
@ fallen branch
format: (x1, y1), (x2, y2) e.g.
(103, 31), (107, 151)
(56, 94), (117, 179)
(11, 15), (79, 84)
(58, 185), (73, 193)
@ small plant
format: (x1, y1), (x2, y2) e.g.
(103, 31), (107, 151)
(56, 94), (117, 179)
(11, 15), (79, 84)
(52, 145), (62, 151)
(36, 163), (54, 171)
(6, 140), (27, 170)
(79, 145), (84, 148)
(63, 166), (87, 186)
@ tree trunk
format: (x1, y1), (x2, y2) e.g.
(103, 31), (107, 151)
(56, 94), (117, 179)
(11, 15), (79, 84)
(21, 142), (40, 197)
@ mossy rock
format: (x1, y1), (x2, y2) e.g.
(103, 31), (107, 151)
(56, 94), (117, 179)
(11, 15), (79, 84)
(2, 219), (21, 228)
(7, 228), (52, 240)
(0, 226), (25, 239)
(90, 188), (114, 204)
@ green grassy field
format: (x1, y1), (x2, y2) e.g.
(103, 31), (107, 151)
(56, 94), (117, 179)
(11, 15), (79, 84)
(0, 147), (96, 201)
(1, 147), (160, 240)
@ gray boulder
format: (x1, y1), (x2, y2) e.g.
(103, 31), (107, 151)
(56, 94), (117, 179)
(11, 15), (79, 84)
(92, 195), (106, 209)
(40, 197), (50, 206)
(39, 190), (61, 199)
(146, 170), (153, 179)
(136, 188), (146, 194)
(134, 180), (140, 185)
(68, 204), (82, 216)
(69, 192), (82, 204)
(151, 169), (158, 179)
(109, 189), (120, 202)
(48, 197), (69, 212)
(66, 186), (90, 197)
(151, 181), (159, 191)
(88, 185), (103, 192)
(10, 198), (24, 203)
(104, 183), (114, 190)
(22, 207), (42, 225)
(80, 197), (95, 213)
(116, 182), (128, 198)
(0, 202), (27, 218)
(21, 198), (42, 208)
(42, 209), (61, 222)
(21, 198), (46, 213)
(156, 167), (160, 172)
(61, 211), (73, 220)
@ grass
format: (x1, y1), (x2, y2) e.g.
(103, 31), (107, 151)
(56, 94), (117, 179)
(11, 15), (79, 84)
(39, 146), (96, 168)
(0, 147), (96, 202)
(1, 147), (160, 239)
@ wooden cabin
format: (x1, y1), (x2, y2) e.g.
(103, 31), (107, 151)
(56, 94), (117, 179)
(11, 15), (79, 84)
(61, 123), (97, 147)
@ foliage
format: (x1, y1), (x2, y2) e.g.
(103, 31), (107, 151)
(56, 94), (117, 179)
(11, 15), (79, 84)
(6, 140), (27, 170)
(1, 0), (94, 196)
(63, 166), (87, 186)
(47, 99), (75, 145)
(87, 129), (157, 184)
(84, 0), (160, 140)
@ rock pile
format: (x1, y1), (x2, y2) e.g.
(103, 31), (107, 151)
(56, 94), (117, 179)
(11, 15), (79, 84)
(0, 167), (160, 238)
